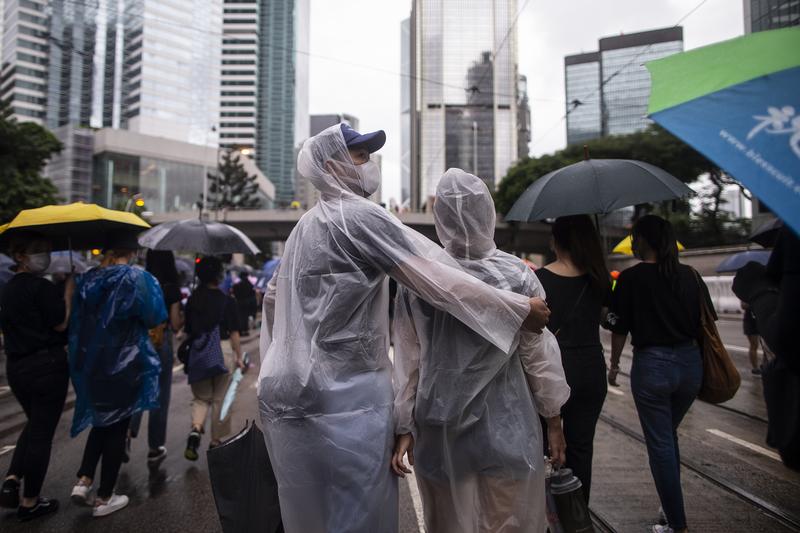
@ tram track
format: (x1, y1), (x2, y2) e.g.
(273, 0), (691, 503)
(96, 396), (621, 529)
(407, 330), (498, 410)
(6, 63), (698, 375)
(598, 413), (800, 532)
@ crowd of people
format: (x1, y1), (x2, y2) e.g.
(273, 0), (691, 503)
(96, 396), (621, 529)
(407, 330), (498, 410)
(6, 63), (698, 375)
(0, 122), (791, 533)
(0, 233), (258, 520)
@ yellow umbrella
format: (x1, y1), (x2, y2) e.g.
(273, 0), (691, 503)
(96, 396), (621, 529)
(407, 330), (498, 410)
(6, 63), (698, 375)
(612, 235), (685, 256)
(0, 202), (150, 251)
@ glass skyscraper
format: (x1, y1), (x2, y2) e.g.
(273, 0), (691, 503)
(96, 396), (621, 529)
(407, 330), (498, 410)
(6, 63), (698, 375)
(410, 0), (521, 210)
(744, 0), (800, 32)
(256, 0), (309, 206)
(564, 27), (683, 144)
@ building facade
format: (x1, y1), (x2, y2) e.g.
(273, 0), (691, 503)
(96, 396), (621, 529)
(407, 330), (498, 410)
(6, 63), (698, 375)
(219, 0), (258, 152)
(43, 125), (95, 203)
(564, 27), (683, 144)
(255, 0), (309, 206)
(409, 0), (522, 210)
(400, 16), (411, 206)
(744, 0), (800, 32)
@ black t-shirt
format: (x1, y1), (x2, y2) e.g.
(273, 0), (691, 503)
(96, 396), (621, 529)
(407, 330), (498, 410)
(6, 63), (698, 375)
(185, 286), (239, 340)
(609, 262), (715, 348)
(0, 273), (67, 358)
(537, 269), (609, 353)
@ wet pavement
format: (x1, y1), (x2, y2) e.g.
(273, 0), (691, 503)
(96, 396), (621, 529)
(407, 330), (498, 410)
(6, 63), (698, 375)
(0, 317), (798, 532)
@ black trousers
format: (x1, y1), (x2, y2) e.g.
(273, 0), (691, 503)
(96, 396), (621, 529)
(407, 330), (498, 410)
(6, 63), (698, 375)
(6, 349), (69, 499)
(77, 417), (131, 499)
(543, 348), (607, 503)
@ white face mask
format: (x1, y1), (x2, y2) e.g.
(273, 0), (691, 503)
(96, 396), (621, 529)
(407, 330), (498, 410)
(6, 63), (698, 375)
(328, 158), (382, 197)
(26, 252), (51, 274)
(358, 159), (382, 197)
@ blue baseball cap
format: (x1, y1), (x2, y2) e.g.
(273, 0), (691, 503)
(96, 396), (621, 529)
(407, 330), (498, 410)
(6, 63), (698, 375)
(340, 123), (386, 153)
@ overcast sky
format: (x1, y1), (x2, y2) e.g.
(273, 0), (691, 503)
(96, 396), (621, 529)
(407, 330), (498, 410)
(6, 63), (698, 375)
(308, 0), (745, 204)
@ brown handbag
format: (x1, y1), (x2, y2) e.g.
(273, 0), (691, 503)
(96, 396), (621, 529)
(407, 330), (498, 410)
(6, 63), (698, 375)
(693, 271), (741, 403)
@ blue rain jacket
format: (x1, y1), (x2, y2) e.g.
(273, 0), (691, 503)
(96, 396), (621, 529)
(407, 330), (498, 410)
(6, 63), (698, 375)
(68, 265), (167, 437)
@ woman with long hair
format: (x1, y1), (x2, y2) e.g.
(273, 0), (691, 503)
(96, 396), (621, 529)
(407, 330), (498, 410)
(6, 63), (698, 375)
(608, 215), (714, 533)
(536, 215), (610, 502)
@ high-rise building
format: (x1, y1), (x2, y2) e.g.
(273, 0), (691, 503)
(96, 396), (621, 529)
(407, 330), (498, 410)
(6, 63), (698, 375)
(400, 17), (411, 206)
(564, 27), (683, 144)
(219, 0), (258, 152)
(517, 74), (531, 159)
(409, 0), (522, 210)
(256, 0), (309, 206)
(43, 125), (94, 203)
(744, 0), (800, 32)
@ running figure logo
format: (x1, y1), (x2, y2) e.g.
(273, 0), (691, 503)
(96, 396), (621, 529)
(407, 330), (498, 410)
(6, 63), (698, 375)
(747, 105), (800, 159)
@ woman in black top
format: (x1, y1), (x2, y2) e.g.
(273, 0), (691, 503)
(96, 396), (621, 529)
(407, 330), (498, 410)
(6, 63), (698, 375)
(127, 250), (184, 463)
(183, 256), (243, 459)
(537, 215), (609, 503)
(609, 215), (714, 533)
(0, 234), (73, 521)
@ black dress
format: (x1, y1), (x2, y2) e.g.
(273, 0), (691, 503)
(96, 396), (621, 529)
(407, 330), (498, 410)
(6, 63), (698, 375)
(537, 268), (608, 503)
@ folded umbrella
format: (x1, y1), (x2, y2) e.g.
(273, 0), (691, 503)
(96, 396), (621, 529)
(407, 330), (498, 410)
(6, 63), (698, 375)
(207, 422), (283, 533)
(220, 367), (243, 422)
(0, 202), (150, 250)
(505, 158), (693, 222)
(138, 219), (260, 255)
(716, 250), (771, 273)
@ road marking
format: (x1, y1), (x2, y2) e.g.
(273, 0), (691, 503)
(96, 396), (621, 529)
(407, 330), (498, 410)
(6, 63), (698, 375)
(607, 387), (624, 396)
(0, 386), (10, 395)
(405, 473), (425, 532)
(724, 344), (749, 353)
(706, 429), (781, 461)
(0, 445), (16, 457)
(173, 364), (184, 374)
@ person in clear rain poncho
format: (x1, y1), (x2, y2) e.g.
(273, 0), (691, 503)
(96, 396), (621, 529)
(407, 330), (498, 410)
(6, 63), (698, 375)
(391, 169), (571, 533)
(257, 124), (551, 533)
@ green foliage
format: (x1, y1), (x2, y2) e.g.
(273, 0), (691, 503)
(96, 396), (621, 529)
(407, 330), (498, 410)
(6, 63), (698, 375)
(0, 100), (62, 223)
(199, 150), (261, 211)
(667, 210), (751, 248)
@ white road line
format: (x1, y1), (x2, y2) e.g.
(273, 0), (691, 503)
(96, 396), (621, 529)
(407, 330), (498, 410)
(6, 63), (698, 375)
(0, 445), (16, 457)
(706, 429), (781, 461)
(0, 386), (10, 394)
(607, 387), (624, 396)
(405, 473), (426, 532)
(724, 344), (749, 353)
(173, 364), (184, 374)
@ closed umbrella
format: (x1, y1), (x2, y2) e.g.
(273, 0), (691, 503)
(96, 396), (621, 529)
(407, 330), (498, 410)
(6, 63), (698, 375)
(505, 158), (693, 222)
(646, 27), (800, 236)
(0, 202), (149, 250)
(138, 219), (260, 255)
(716, 250), (771, 273)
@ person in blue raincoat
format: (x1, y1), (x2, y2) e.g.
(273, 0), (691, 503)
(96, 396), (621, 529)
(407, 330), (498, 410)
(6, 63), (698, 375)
(68, 230), (166, 518)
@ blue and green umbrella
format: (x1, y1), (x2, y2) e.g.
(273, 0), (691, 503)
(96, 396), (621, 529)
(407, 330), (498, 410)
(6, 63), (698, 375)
(646, 27), (800, 236)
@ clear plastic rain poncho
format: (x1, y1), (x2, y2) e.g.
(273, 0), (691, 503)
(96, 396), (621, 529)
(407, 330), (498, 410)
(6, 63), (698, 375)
(257, 125), (535, 533)
(393, 169), (570, 533)
(69, 264), (167, 437)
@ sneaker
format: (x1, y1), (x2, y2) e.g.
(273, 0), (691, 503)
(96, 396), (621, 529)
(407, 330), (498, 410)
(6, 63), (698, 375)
(92, 494), (129, 517)
(70, 480), (94, 506)
(17, 497), (59, 522)
(658, 506), (667, 525)
(652, 525), (674, 533)
(121, 436), (131, 464)
(184, 430), (201, 461)
(0, 478), (20, 508)
(147, 446), (167, 463)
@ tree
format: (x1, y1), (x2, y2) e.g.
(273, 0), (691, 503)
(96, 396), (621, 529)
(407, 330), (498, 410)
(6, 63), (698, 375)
(0, 100), (62, 222)
(199, 149), (261, 212)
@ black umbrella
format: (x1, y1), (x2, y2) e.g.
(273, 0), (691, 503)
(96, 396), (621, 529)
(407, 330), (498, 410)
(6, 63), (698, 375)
(207, 422), (283, 533)
(750, 217), (783, 248)
(505, 158), (694, 222)
(138, 219), (260, 255)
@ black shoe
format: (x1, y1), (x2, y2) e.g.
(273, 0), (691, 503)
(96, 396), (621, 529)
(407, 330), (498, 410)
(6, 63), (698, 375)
(121, 436), (131, 464)
(184, 431), (201, 461)
(18, 497), (59, 522)
(147, 446), (167, 464)
(0, 478), (20, 508)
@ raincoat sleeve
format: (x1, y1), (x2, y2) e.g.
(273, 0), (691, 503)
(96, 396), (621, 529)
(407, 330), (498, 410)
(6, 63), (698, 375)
(517, 271), (570, 418)
(259, 268), (279, 361)
(392, 288), (421, 435)
(346, 203), (530, 354)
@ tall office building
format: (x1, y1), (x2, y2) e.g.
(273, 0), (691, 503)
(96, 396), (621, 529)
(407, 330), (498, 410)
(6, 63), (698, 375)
(219, 0), (258, 152)
(256, 0), (309, 206)
(517, 74), (531, 158)
(744, 0), (800, 32)
(409, 0), (522, 210)
(564, 27), (683, 144)
(400, 17), (411, 206)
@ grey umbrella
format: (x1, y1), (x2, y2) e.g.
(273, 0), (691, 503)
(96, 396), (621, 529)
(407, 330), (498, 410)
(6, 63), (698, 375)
(505, 158), (694, 222)
(138, 219), (260, 255)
